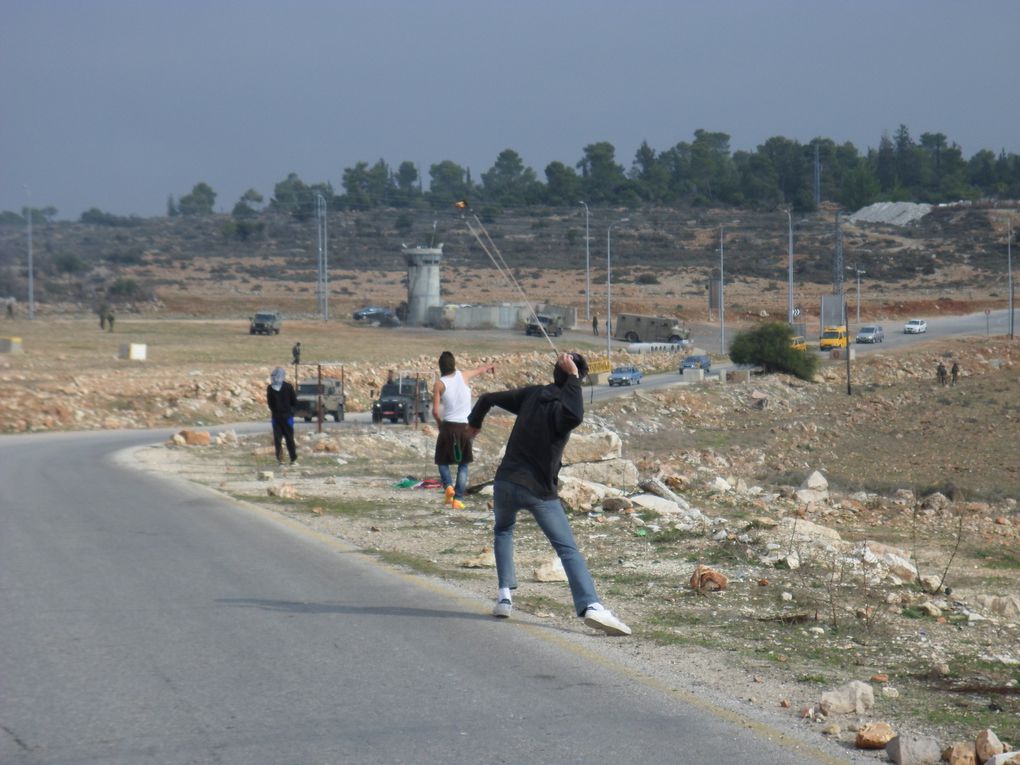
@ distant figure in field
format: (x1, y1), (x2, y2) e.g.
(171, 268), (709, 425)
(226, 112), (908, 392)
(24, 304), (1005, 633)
(6, 300), (15, 319)
(950, 361), (960, 386)
(936, 361), (948, 386)
(107, 312), (115, 332)
(292, 342), (301, 365)
(592, 314), (599, 336)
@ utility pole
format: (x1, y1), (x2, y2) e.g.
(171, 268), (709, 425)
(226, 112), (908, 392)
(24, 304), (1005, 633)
(315, 193), (328, 320)
(719, 226), (726, 354)
(785, 210), (794, 324)
(579, 201), (591, 320)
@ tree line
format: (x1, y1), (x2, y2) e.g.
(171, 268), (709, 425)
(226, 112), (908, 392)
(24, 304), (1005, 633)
(2, 125), (1018, 226)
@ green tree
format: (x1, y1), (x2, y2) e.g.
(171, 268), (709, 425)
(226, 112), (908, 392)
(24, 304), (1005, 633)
(875, 133), (897, 193)
(178, 182), (216, 216)
(729, 322), (818, 381)
(630, 140), (669, 201)
(734, 151), (781, 208)
(481, 149), (539, 205)
(231, 188), (264, 218)
(271, 173), (327, 220)
(394, 161), (421, 206)
(839, 163), (879, 210)
(427, 160), (472, 208)
(166, 195), (178, 217)
(577, 141), (627, 203)
(544, 161), (580, 205)
(688, 130), (739, 204)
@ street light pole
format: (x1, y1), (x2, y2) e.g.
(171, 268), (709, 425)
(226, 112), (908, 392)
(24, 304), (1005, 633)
(27, 205), (34, 321)
(607, 217), (629, 360)
(315, 192), (328, 320)
(1008, 216), (1014, 340)
(785, 210), (794, 325)
(719, 225), (725, 354)
(579, 201), (591, 320)
(846, 265), (866, 324)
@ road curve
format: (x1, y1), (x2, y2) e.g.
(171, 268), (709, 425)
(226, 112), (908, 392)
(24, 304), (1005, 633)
(1, 429), (851, 764)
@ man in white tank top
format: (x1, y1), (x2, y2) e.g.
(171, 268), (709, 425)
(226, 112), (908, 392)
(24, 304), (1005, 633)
(432, 351), (495, 509)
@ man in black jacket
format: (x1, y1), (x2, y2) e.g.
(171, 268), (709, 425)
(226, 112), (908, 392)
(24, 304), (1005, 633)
(266, 366), (298, 466)
(466, 352), (631, 636)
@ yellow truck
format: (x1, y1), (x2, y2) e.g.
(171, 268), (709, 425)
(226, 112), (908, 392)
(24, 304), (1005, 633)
(819, 325), (849, 351)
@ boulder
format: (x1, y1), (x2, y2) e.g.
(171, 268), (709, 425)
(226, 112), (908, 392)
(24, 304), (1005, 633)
(689, 564), (728, 592)
(977, 729), (1006, 763)
(819, 680), (874, 715)
(460, 547), (496, 568)
(943, 742), (977, 765)
(921, 491), (951, 511)
(777, 517), (842, 543)
(563, 429), (622, 463)
(533, 556), (567, 583)
(986, 753), (1020, 765)
(856, 722), (896, 749)
(638, 477), (688, 508)
(801, 470), (829, 492)
(559, 458), (639, 488)
(885, 734), (942, 764)
(601, 496), (633, 513)
(177, 428), (211, 446)
(630, 493), (686, 516)
(974, 594), (1020, 621)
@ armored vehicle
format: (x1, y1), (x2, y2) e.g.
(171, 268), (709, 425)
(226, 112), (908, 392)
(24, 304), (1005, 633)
(614, 313), (690, 344)
(249, 310), (282, 335)
(372, 377), (430, 424)
(525, 314), (563, 337)
(294, 378), (345, 422)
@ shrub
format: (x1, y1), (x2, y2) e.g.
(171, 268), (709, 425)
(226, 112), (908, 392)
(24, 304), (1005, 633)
(729, 321), (818, 381)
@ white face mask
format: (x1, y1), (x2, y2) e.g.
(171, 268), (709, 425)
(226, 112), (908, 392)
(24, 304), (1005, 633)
(270, 367), (286, 391)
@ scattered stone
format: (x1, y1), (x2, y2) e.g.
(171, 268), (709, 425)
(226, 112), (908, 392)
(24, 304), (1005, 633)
(176, 428), (211, 446)
(943, 741), (977, 765)
(856, 721), (896, 749)
(871, 673), (889, 683)
(533, 556), (568, 582)
(267, 482), (297, 499)
(689, 564), (728, 592)
(460, 547), (496, 568)
(257, 470), (273, 481)
(819, 680), (874, 716)
(601, 496), (633, 513)
(977, 729), (1006, 763)
(919, 601), (943, 618)
(822, 723), (842, 736)
(975, 594), (1020, 621)
(885, 733), (942, 764)
(882, 686), (900, 699)
(986, 753), (1020, 765)
(757, 578), (769, 587)
(779, 698), (791, 708)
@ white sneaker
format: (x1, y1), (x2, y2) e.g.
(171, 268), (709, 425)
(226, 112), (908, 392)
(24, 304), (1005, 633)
(492, 599), (513, 618)
(583, 607), (631, 636)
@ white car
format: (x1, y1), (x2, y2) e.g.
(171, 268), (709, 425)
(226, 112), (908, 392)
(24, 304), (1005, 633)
(903, 319), (928, 334)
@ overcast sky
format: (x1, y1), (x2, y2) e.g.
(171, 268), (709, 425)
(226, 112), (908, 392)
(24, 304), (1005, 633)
(3, 0), (1019, 220)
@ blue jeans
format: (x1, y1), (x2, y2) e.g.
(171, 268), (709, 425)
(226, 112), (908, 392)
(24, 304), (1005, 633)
(438, 463), (468, 500)
(492, 479), (599, 616)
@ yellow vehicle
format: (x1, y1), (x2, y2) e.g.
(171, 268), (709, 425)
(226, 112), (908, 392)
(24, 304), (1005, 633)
(819, 325), (849, 351)
(790, 335), (807, 351)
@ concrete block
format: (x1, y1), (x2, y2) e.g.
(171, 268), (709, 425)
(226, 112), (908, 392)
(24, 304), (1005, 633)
(118, 343), (147, 360)
(682, 368), (705, 382)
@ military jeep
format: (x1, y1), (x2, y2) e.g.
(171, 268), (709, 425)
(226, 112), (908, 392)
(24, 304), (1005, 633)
(371, 377), (429, 424)
(294, 378), (345, 422)
(249, 310), (282, 335)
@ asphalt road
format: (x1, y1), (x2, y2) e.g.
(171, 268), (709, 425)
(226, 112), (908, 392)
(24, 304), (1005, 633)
(0, 429), (849, 765)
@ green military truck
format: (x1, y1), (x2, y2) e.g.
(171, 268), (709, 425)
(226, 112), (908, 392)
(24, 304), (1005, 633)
(294, 378), (345, 422)
(249, 310), (282, 335)
(371, 377), (429, 424)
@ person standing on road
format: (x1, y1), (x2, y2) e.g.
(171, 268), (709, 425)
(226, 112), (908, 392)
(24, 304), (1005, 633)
(432, 351), (494, 509)
(937, 361), (948, 386)
(592, 314), (599, 336)
(267, 366), (298, 466)
(951, 360), (960, 386)
(465, 351), (631, 636)
(292, 342), (301, 366)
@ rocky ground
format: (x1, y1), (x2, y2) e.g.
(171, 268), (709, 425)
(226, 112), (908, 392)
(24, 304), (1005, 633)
(125, 336), (1020, 763)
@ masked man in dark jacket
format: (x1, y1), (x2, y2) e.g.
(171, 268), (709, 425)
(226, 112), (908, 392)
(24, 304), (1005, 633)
(267, 366), (298, 466)
(466, 352), (631, 635)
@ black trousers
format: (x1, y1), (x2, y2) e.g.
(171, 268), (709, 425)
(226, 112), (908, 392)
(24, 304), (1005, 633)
(272, 417), (297, 462)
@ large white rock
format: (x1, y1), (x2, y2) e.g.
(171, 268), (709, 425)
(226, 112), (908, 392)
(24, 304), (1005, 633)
(819, 680), (874, 715)
(975, 594), (1020, 621)
(801, 470), (829, 491)
(629, 493), (686, 516)
(560, 458), (638, 488)
(563, 429), (622, 464)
